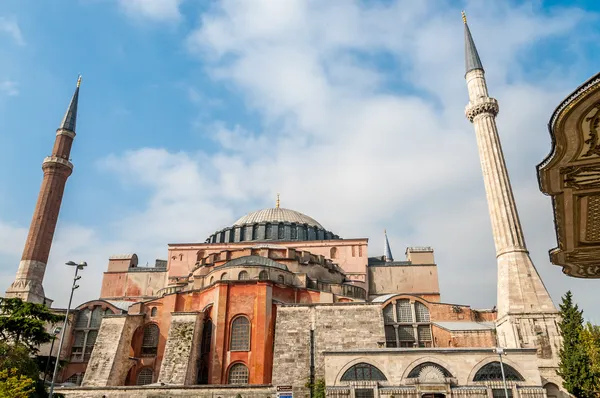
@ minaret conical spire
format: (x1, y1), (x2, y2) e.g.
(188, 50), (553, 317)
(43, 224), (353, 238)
(384, 229), (393, 262)
(58, 75), (81, 132)
(462, 12), (483, 75)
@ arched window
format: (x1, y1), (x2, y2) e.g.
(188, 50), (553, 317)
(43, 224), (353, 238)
(196, 250), (205, 262)
(330, 247), (338, 259)
(71, 306), (105, 362)
(230, 316), (250, 351)
(150, 307), (157, 317)
(340, 363), (387, 381)
(104, 308), (114, 316)
(291, 224), (298, 239)
(220, 272), (228, 280)
(238, 271), (249, 281)
(142, 324), (159, 356)
(209, 276), (214, 284)
(473, 362), (524, 382)
(90, 307), (103, 328)
(228, 363), (249, 384)
(278, 223), (284, 239)
(383, 299), (432, 348)
(137, 368), (153, 386)
(277, 275), (285, 284)
(408, 362), (452, 382)
(259, 270), (268, 280)
(265, 223), (272, 239)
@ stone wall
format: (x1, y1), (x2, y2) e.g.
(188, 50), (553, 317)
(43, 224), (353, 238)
(157, 312), (202, 385)
(58, 385), (274, 398)
(82, 314), (144, 387)
(272, 303), (385, 397)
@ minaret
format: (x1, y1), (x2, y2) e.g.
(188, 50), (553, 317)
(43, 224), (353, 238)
(462, 15), (564, 387)
(5, 76), (82, 305)
(383, 230), (393, 262)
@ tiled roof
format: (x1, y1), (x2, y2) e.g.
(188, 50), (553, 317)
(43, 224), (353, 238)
(234, 207), (323, 228)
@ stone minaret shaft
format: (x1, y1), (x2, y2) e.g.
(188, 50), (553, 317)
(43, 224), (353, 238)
(5, 77), (81, 304)
(462, 18), (556, 321)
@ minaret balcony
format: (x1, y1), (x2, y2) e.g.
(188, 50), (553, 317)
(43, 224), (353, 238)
(465, 97), (499, 122)
(42, 156), (73, 170)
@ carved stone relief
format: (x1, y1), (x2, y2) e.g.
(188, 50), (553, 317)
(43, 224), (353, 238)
(581, 103), (600, 158)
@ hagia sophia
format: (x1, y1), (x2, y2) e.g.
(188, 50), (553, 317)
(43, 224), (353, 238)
(9, 13), (600, 398)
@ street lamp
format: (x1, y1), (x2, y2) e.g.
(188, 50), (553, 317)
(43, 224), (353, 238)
(43, 326), (62, 382)
(48, 261), (87, 398)
(494, 347), (511, 398)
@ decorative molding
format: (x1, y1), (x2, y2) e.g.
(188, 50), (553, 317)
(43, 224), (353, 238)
(465, 98), (499, 122)
(563, 165), (600, 189)
(42, 156), (73, 170)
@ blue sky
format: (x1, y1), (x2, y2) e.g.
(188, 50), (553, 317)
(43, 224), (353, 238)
(0, 0), (599, 322)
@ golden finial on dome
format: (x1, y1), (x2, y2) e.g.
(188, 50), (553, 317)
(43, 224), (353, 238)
(77, 74), (82, 88)
(276, 193), (280, 208)
(462, 11), (467, 24)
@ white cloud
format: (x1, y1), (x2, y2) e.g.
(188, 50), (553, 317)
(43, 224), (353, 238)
(0, 80), (18, 96)
(118, 0), (184, 22)
(0, 17), (24, 45)
(0, 1), (598, 324)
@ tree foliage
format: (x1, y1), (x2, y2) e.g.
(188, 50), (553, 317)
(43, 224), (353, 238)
(581, 321), (600, 395)
(557, 291), (597, 397)
(305, 378), (326, 398)
(0, 368), (36, 398)
(0, 298), (62, 352)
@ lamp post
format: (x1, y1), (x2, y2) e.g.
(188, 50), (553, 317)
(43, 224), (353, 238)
(48, 261), (87, 398)
(494, 347), (510, 398)
(43, 326), (62, 382)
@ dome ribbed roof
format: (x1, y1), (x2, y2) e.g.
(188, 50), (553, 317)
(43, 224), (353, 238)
(233, 207), (323, 228)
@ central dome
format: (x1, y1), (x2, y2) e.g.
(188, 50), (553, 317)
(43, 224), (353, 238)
(234, 207), (323, 229)
(205, 205), (340, 243)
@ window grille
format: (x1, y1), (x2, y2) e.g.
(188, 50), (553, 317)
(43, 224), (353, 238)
(278, 223), (284, 239)
(75, 309), (90, 328)
(384, 325), (397, 347)
(398, 326), (414, 342)
(86, 330), (98, 346)
(396, 300), (413, 322)
(415, 302), (430, 322)
(104, 308), (113, 316)
(142, 324), (159, 356)
(473, 362), (524, 382)
(228, 363), (249, 384)
(220, 272), (228, 280)
(418, 325), (432, 341)
(201, 320), (213, 354)
(383, 304), (394, 324)
(340, 363), (387, 381)
(230, 316), (250, 351)
(252, 225), (258, 240)
(259, 270), (268, 280)
(492, 389), (513, 398)
(355, 389), (375, 398)
(238, 271), (249, 280)
(151, 307), (157, 317)
(90, 307), (103, 328)
(277, 275), (285, 284)
(136, 368), (153, 386)
(71, 331), (85, 361)
(65, 373), (84, 386)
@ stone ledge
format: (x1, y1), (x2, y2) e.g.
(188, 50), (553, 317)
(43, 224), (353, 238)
(322, 347), (538, 355)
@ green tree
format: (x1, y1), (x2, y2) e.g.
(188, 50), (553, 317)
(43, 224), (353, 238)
(0, 298), (62, 352)
(0, 368), (36, 398)
(581, 322), (600, 395)
(557, 291), (595, 397)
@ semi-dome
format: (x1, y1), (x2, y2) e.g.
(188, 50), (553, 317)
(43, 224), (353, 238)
(206, 205), (340, 244)
(233, 208), (323, 229)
